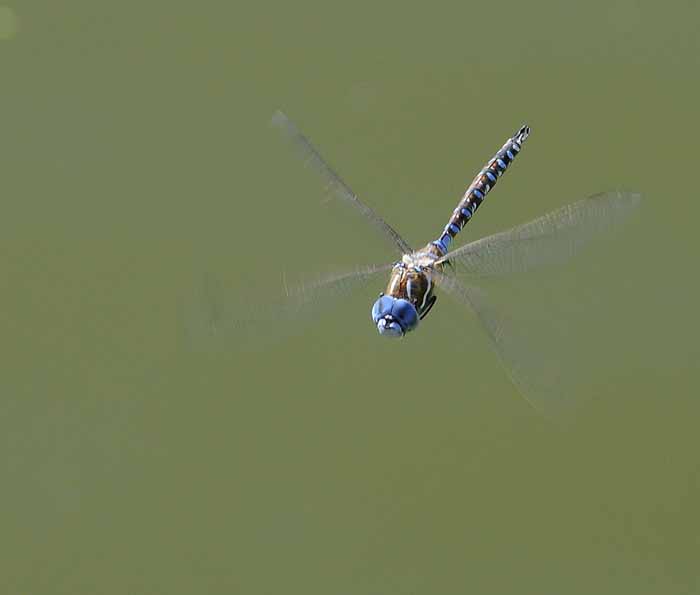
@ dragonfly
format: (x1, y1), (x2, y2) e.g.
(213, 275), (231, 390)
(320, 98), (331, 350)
(188, 111), (640, 415)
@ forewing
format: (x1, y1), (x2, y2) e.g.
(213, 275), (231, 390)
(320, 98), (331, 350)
(271, 110), (411, 256)
(434, 272), (584, 420)
(182, 264), (392, 352)
(439, 191), (641, 276)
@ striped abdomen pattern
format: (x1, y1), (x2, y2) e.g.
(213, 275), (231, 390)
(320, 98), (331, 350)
(432, 124), (531, 255)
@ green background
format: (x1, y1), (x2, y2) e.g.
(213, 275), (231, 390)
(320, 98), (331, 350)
(2, 1), (699, 593)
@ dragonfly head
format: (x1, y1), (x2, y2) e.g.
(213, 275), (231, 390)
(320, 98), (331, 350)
(371, 295), (419, 338)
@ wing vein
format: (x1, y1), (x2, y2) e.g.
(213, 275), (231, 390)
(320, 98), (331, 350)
(271, 110), (412, 255)
(438, 191), (641, 276)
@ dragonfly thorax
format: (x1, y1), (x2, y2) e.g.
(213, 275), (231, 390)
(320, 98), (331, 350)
(370, 247), (441, 338)
(401, 244), (443, 269)
(390, 256), (434, 303)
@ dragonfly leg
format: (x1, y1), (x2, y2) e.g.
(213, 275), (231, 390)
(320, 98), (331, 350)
(419, 295), (437, 320)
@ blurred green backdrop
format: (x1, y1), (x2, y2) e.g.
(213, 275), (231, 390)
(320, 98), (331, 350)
(1, 1), (699, 594)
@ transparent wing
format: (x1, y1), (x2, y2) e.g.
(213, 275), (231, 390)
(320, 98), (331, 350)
(271, 110), (412, 256)
(438, 191), (641, 276)
(182, 263), (392, 352)
(434, 271), (585, 420)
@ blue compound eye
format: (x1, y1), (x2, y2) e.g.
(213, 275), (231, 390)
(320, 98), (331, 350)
(391, 299), (419, 332)
(371, 296), (419, 337)
(371, 295), (394, 323)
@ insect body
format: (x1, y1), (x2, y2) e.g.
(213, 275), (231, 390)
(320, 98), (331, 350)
(373, 250), (440, 337)
(192, 111), (641, 415)
(371, 124), (530, 337)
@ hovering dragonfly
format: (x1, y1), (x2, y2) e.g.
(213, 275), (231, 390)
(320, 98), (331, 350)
(370, 122), (532, 337)
(189, 111), (640, 414)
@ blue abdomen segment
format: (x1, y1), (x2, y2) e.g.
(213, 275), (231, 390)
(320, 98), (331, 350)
(432, 124), (530, 256)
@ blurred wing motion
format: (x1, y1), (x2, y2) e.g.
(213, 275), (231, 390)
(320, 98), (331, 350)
(271, 110), (412, 256)
(434, 191), (642, 418)
(182, 263), (392, 351)
(438, 191), (641, 276)
(435, 272), (585, 419)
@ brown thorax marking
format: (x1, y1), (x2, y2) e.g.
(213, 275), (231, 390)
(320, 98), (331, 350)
(385, 244), (442, 313)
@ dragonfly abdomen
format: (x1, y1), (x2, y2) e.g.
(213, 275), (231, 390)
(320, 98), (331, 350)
(432, 124), (530, 255)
